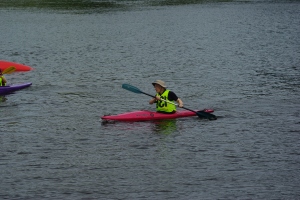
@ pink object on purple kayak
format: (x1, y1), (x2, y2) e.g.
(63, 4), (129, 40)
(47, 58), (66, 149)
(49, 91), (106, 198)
(101, 109), (214, 122)
(0, 60), (33, 71)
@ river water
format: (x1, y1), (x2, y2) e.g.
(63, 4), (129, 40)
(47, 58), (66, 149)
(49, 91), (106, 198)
(0, 0), (299, 199)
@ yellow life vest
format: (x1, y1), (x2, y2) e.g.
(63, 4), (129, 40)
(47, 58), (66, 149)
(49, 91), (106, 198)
(156, 90), (176, 113)
(0, 76), (5, 86)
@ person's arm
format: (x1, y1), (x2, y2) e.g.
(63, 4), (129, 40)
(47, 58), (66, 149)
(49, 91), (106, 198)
(149, 97), (156, 104)
(176, 98), (183, 108)
(149, 95), (160, 104)
(168, 91), (183, 107)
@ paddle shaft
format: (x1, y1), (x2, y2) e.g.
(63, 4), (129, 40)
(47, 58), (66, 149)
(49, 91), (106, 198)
(2, 66), (16, 74)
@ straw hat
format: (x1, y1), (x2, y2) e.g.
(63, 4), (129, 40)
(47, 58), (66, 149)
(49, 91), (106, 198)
(152, 80), (167, 88)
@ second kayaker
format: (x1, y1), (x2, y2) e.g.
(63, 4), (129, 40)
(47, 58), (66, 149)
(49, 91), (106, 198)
(149, 80), (183, 114)
(0, 69), (7, 86)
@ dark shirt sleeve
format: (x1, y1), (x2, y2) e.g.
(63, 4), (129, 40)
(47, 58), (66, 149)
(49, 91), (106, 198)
(168, 91), (178, 101)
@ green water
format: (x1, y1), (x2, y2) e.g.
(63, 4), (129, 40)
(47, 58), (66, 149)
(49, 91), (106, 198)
(1, 1), (299, 199)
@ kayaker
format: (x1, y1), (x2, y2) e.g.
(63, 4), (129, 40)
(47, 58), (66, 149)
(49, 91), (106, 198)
(149, 80), (183, 114)
(0, 69), (7, 86)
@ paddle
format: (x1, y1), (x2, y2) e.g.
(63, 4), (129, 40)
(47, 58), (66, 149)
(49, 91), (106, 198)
(122, 83), (217, 120)
(2, 66), (16, 74)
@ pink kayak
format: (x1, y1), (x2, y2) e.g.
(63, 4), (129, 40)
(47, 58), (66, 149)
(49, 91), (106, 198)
(101, 109), (214, 122)
(0, 60), (33, 71)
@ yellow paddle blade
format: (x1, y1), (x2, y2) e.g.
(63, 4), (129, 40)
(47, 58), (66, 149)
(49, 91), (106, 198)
(2, 66), (16, 74)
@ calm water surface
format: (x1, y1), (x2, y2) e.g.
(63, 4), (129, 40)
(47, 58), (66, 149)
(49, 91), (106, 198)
(0, 1), (299, 199)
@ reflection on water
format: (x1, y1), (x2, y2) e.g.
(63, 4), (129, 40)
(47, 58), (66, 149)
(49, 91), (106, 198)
(149, 0), (232, 6)
(0, 96), (7, 102)
(0, 0), (233, 9)
(102, 119), (178, 135)
(0, 0), (123, 9)
(152, 119), (178, 135)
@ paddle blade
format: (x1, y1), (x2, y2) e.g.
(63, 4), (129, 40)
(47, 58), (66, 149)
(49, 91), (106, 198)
(122, 84), (143, 94)
(196, 111), (217, 120)
(3, 66), (16, 74)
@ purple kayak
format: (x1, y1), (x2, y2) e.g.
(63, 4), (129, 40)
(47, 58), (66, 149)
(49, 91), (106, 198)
(0, 82), (32, 95)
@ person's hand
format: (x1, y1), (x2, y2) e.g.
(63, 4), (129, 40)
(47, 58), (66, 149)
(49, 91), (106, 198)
(155, 96), (161, 100)
(178, 103), (183, 108)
